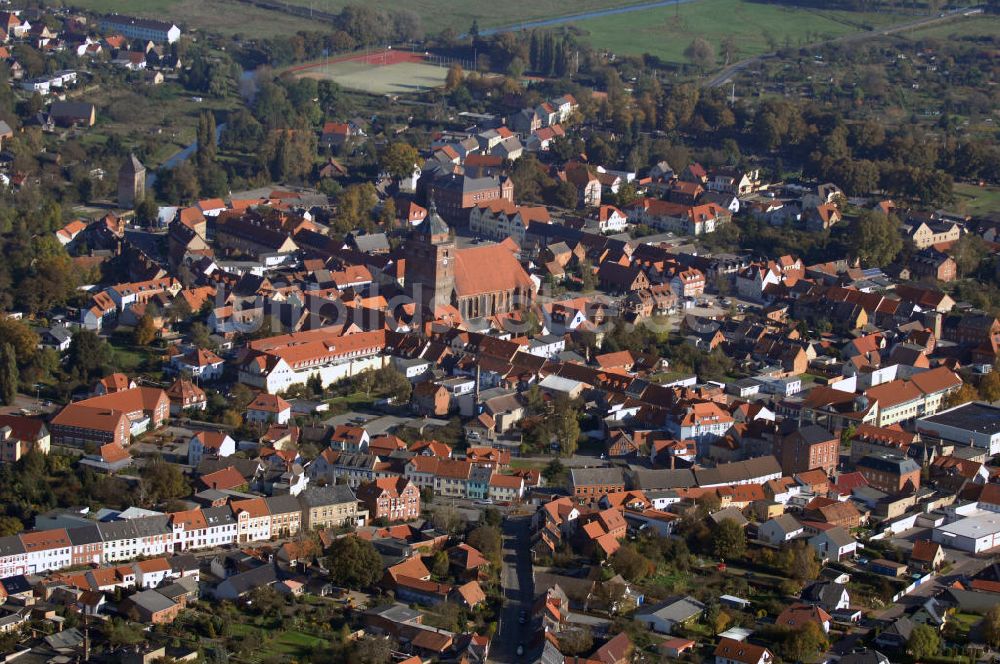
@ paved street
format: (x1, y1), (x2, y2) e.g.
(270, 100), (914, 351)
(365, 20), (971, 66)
(876, 552), (991, 620)
(493, 516), (535, 663)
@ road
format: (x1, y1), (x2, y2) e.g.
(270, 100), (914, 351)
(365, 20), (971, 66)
(876, 553), (991, 621)
(493, 516), (535, 663)
(704, 7), (981, 88)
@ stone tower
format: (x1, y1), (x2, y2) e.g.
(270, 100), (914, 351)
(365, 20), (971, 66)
(405, 201), (455, 313)
(117, 153), (146, 209)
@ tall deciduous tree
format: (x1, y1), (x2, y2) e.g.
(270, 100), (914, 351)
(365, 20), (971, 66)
(908, 624), (940, 660)
(381, 142), (419, 181)
(850, 211), (902, 267)
(133, 314), (158, 346)
(445, 64), (463, 92)
(0, 343), (17, 405)
(684, 37), (716, 72)
(712, 519), (746, 560)
(327, 535), (384, 588)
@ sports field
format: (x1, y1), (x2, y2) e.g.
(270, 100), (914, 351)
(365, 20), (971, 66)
(292, 54), (450, 95)
(570, 0), (909, 64)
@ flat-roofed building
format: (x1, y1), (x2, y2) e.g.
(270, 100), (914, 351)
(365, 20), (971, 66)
(917, 402), (1000, 456)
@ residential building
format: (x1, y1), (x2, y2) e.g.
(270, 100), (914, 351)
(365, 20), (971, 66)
(569, 467), (626, 500)
(357, 478), (420, 523)
(714, 637), (774, 664)
(856, 454), (921, 495)
(299, 485), (362, 530)
(774, 425), (838, 475)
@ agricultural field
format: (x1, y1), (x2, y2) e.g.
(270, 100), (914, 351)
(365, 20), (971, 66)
(568, 0), (911, 64)
(68, 0), (322, 37)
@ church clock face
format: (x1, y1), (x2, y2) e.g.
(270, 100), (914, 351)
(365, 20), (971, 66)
(442, 257), (449, 266)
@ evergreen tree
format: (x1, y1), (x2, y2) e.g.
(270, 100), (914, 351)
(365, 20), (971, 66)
(541, 34), (554, 77)
(0, 343), (16, 406)
(529, 32), (540, 72)
(196, 111), (217, 170)
(555, 41), (567, 78)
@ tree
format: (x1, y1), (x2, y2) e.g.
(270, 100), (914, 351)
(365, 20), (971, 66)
(135, 195), (159, 226)
(133, 314), (158, 346)
(782, 622), (829, 662)
(542, 458), (567, 485)
(684, 37), (716, 72)
(430, 550), (450, 577)
(712, 519), (746, 560)
(430, 505), (466, 534)
(140, 455), (191, 505)
(381, 142), (419, 181)
(610, 543), (654, 580)
(445, 64), (463, 91)
(952, 233), (987, 277)
(327, 535), (383, 588)
(850, 211), (902, 267)
(983, 605), (1000, 648)
(66, 330), (113, 382)
(467, 525), (502, 564)
(785, 543), (821, 581)
(554, 403), (580, 456)
(559, 627), (594, 655)
(0, 343), (16, 406)
(353, 635), (397, 664)
(0, 515), (23, 537)
(980, 370), (1000, 403)
(944, 382), (979, 408)
(908, 624), (940, 660)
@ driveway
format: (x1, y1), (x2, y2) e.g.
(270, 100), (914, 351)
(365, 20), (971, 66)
(492, 516), (535, 663)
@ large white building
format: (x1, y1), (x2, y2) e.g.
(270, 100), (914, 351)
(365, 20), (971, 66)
(238, 327), (388, 394)
(100, 15), (181, 43)
(917, 402), (1000, 456)
(933, 510), (1000, 553)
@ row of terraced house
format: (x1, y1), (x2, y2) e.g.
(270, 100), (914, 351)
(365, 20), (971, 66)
(0, 485), (366, 579)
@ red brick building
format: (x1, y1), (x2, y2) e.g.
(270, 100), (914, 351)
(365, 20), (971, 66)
(774, 425), (839, 475)
(856, 453), (921, 495)
(357, 477), (421, 523)
(427, 173), (514, 224)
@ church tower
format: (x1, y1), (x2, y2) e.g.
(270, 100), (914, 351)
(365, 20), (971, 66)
(405, 201), (455, 313)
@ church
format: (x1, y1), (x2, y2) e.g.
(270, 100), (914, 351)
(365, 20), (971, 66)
(405, 203), (535, 322)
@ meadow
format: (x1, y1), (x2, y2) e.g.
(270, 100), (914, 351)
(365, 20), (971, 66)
(900, 13), (1000, 40)
(950, 183), (1000, 218)
(567, 0), (910, 64)
(67, 0), (324, 37)
(70, 0), (655, 36)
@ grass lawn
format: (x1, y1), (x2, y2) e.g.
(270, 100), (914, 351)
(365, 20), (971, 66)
(69, 0), (322, 37)
(510, 458), (546, 470)
(268, 630), (329, 657)
(949, 182), (1000, 218)
(569, 0), (908, 65)
(948, 612), (980, 639)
